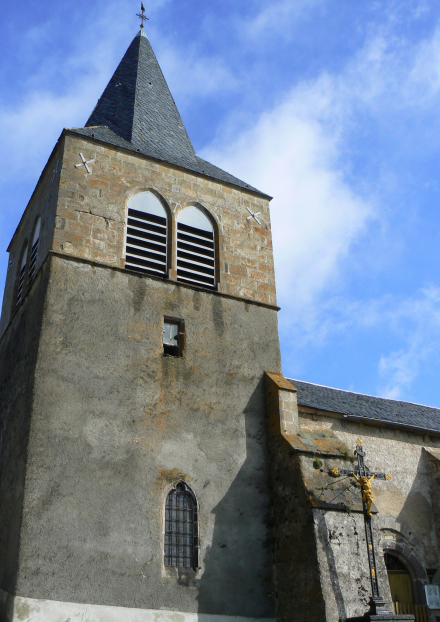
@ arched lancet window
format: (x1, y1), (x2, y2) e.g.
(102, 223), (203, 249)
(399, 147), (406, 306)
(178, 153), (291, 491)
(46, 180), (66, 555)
(16, 246), (28, 307)
(164, 482), (198, 569)
(125, 192), (168, 276)
(28, 217), (41, 280)
(177, 207), (216, 288)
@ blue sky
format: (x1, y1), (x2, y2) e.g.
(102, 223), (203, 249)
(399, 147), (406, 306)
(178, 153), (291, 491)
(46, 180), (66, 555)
(2, 0), (440, 405)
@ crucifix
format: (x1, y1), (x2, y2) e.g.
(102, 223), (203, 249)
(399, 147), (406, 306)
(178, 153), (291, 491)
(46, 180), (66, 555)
(336, 440), (393, 616)
(75, 153), (95, 174)
(136, 3), (149, 28)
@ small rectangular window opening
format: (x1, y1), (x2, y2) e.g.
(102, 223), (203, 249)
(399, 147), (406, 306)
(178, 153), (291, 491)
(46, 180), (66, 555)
(163, 318), (184, 357)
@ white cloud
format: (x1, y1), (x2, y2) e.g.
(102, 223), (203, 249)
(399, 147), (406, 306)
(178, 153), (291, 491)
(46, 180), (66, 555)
(201, 74), (374, 319)
(282, 285), (440, 400)
(271, 284), (440, 399)
(201, 20), (440, 395)
(377, 287), (440, 399)
(242, 0), (324, 39)
(156, 42), (239, 101)
(409, 27), (440, 100)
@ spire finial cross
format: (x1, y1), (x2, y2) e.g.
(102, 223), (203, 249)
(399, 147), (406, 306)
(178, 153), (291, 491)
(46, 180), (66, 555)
(136, 3), (149, 28)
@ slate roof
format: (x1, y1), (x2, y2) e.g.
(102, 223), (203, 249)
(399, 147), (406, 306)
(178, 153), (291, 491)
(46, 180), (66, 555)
(289, 378), (440, 433)
(69, 30), (269, 198)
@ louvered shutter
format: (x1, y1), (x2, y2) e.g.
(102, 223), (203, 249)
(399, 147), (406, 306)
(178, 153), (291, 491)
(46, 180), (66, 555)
(176, 208), (215, 288)
(28, 218), (41, 280)
(125, 193), (168, 277)
(16, 248), (28, 307)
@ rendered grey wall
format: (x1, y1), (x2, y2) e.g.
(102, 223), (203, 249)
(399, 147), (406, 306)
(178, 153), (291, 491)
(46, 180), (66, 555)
(0, 263), (50, 595)
(14, 254), (281, 617)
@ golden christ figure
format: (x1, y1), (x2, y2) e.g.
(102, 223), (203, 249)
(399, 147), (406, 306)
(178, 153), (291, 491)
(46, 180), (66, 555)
(351, 472), (377, 517)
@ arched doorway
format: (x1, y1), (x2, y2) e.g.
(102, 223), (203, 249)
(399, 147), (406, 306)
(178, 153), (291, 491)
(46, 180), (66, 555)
(384, 552), (430, 622)
(385, 552), (413, 608)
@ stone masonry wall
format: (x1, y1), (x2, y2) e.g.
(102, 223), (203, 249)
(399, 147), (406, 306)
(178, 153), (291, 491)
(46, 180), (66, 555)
(0, 261), (50, 596)
(51, 133), (276, 306)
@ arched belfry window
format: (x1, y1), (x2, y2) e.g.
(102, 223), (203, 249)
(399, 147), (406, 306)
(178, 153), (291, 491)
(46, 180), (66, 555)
(164, 482), (198, 569)
(16, 246), (28, 307)
(177, 207), (216, 288)
(125, 192), (168, 276)
(28, 217), (41, 280)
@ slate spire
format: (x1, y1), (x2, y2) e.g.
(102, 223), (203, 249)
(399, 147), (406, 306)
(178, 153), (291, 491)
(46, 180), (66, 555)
(77, 29), (268, 196)
(86, 30), (196, 163)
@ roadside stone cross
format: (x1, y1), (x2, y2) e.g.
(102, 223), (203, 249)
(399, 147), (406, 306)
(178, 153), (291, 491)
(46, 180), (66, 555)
(335, 440), (392, 616)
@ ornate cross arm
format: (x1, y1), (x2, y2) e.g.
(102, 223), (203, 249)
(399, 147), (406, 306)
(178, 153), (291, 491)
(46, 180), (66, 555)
(335, 467), (391, 481)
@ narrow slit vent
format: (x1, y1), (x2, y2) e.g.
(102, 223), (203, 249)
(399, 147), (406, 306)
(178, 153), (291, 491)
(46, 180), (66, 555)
(125, 207), (167, 276)
(177, 222), (215, 288)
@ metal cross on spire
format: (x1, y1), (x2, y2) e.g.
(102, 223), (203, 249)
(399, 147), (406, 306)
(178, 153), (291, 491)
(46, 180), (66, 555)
(136, 3), (149, 28)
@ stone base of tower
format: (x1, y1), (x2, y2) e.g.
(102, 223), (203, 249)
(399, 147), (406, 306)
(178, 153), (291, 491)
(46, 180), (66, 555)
(0, 589), (276, 622)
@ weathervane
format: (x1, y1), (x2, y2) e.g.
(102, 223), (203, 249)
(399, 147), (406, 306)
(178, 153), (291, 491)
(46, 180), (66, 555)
(136, 3), (149, 28)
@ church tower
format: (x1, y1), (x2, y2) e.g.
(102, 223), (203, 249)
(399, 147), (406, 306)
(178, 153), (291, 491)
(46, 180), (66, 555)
(0, 21), (282, 622)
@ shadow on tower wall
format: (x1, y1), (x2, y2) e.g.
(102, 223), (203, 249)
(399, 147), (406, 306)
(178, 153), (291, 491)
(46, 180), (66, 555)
(195, 379), (275, 619)
(0, 259), (50, 619)
(391, 450), (432, 604)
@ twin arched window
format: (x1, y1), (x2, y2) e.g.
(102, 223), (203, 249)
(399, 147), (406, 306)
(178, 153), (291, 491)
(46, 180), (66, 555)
(164, 482), (198, 569)
(125, 192), (216, 289)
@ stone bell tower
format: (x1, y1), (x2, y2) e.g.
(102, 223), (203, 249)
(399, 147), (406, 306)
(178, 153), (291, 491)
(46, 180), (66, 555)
(0, 20), (282, 622)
